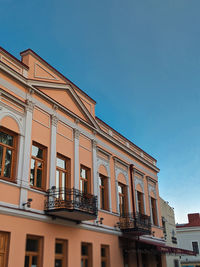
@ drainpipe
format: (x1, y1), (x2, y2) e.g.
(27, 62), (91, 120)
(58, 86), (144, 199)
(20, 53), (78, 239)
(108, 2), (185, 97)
(130, 164), (140, 267)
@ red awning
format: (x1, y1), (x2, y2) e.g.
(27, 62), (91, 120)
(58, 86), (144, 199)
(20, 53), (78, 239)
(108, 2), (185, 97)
(156, 245), (196, 256)
(137, 238), (196, 256)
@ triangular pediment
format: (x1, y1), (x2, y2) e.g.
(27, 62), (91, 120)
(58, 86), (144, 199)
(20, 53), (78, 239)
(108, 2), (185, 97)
(39, 87), (93, 124)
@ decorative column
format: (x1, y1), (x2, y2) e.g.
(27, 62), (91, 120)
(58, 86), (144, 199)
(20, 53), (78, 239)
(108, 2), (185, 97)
(20, 99), (34, 208)
(74, 129), (80, 190)
(49, 115), (58, 188)
(92, 139), (98, 197)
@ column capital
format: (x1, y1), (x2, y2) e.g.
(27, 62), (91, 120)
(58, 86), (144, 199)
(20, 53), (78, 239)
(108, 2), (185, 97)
(25, 99), (35, 113)
(74, 128), (80, 140)
(51, 114), (59, 127)
(92, 139), (97, 149)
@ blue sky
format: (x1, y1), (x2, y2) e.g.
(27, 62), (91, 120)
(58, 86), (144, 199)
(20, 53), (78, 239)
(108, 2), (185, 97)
(1, 0), (200, 223)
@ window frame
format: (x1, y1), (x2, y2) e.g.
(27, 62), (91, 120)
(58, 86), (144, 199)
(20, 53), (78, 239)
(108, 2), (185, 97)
(0, 231), (10, 267)
(137, 190), (144, 214)
(192, 241), (199, 254)
(80, 165), (91, 194)
(0, 127), (18, 182)
(81, 242), (92, 267)
(55, 239), (68, 267)
(56, 154), (71, 190)
(151, 197), (158, 226)
(101, 245), (110, 267)
(30, 142), (47, 191)
(25, 235), (43, 267)
(99, 174), (109, 211)
(118, 183), (127, 215)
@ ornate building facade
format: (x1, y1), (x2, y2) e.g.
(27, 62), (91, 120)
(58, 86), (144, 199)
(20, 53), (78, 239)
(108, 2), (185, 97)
(0, 46), (172, 267)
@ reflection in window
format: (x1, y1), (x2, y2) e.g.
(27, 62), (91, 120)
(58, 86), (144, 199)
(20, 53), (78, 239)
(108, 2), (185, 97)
(30, 143), (46, 189)
(80, 166), (90, 194)
(0, 129), (16, 180)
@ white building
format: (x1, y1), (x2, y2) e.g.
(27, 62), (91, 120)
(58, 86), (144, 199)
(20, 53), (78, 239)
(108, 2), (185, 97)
(176, 213), (200, 267)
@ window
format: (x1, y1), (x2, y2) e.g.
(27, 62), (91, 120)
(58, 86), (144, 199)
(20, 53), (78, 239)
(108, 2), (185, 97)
(30, 143), (46, 189)
(118, 183), (127, 215)
(55, 239), (67, 267)
(174, 259), (179, 267)
(81, 243), (92, 267)
(0, 231), (10, 267)
(101, 245), (110, 267)
(151, 197), (158, 226)
(192, 241), (199, 254)
(137, 191), (144, 214)
(0, 128), (17, 181)
(99, 175), (108, 210)
(80, 166), (90, 194)
(56, 155), (70, 199)
(24, 235), (43, 267)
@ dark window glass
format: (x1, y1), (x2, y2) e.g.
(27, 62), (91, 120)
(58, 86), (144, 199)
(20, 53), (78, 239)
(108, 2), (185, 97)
(25, 256), (29, 267)
(82, 244), (88, 256)
(0, 131), (13, 146)
(174, 259), (179, 267)
(55, 243), (63, 254)
(101, 247), (106, 257)
(26, 238), (38, 252)
(192, 241), (199, 254)
(4, 149), (12, 178)
(55, 259), (62, 267)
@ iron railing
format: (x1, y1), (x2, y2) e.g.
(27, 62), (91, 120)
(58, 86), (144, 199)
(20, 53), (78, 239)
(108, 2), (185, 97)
(119, 212), (152, 234)
(45, 187), (98, 217)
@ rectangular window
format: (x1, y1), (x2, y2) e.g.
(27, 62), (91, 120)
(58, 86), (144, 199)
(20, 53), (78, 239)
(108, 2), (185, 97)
(192, 241), (199, 254)
(30, 142), (46, 189)
(80, 166), (90, 194)
(101, 245), (110, 267)
(151, 197), (158, 226)
(56, 154), (70, 199)
(99, 175), (108, 210)
(137, 191), (144, 214)
(55, 239), (67, 267)
(0, 128), (17, 181)
(174, 259), (179, 267)
(118, 183), (127, 215)
(0, 231), (10, 267)
(81, 242), (92, 267)
(24, 235), (43, 267)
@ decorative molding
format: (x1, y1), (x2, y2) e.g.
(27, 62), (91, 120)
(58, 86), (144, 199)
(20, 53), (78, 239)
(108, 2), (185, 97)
(51, 114), (59, 127)
(25, 99), (35, 113)
(134, 176), (144, 193)
(74, 129), (80, 140)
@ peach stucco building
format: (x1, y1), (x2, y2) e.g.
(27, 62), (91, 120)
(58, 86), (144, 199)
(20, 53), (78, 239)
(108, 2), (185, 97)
(0, 46), (168, 267)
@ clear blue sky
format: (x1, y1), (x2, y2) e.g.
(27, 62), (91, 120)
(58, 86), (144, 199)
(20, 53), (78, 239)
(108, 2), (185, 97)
(1, 0), (200, 223)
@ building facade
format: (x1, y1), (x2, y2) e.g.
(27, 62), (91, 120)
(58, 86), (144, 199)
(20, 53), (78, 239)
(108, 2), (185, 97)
(177, 213), (200, 267)
(160, 197), (180, 267)
(0, 46), (168, 267)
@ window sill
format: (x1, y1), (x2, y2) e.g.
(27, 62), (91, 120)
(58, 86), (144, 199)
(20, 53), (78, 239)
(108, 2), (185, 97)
(30, 186), (46, 194)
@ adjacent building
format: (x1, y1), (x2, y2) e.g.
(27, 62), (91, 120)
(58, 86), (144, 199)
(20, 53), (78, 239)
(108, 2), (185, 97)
(0, 46), (190, 267)
(177, 213), (200, 267)
(160, 198), (180, 267)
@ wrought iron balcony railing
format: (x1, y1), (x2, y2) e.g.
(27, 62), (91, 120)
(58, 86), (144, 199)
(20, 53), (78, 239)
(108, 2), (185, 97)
(119, 212), (152, 235)
(45, 187), (98, 221)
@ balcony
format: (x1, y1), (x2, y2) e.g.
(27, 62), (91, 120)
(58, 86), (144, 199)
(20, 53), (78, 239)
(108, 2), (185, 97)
(45, 187), (98, 221)
(119, 212), (151, 236)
